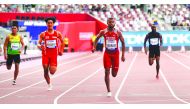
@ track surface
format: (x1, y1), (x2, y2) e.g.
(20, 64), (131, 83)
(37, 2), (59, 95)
(0, 51), (190, 104)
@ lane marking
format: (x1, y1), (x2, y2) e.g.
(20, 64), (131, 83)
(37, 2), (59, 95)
(54, 67), (103, 104)
(115, 53), (138, 104)
(0, 53), (93, 84)
(160, 69), (189, 104)
(163, 53), (190, 70)
(174, 52), (190, 60)
(0, 56), (101, 99)
(0, 53), (87, 74)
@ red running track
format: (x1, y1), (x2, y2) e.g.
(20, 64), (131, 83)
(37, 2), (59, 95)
(0, 51), (190, 104)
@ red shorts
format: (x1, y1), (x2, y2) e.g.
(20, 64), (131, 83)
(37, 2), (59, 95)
(42, 54), (57, 67)
(103, 50), (119, 71)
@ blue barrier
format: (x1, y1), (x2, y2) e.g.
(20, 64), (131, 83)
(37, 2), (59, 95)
(18, 20), (58, 40)
(119, 31), (190, 47)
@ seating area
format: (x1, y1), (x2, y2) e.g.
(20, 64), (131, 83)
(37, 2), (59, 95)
(0, 4), (190, 31)
(91, 4), (154, 31)
(152, 4), (190, 31)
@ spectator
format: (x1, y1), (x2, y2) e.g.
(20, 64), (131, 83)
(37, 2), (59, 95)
(23, 35), (29, 55)
(147, 4), (153, 16)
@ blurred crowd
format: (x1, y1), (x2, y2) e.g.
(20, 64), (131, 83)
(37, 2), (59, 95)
(0, 4), (190, 31)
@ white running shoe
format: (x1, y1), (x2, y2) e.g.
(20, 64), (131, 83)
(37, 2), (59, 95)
(12, 80), (16, 85)
(107, 92), (112, 97)
(48, 84), (53, 91)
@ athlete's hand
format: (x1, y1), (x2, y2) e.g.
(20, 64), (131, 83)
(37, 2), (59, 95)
(145, 48), (147, 55)
(121, 55), (125, 62)
(37, 44), (42, 50)
(58, 52), (63, 56)
(4, 54), (7, 60)
(18, 50), (22, 54)
(92, 47), (96, 53)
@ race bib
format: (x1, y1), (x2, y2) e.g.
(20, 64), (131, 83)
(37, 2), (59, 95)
(11, 43), (20, 50)
(150, 38), (159, 45)
(106, 39), (117, 50)
(46, 40), (56, 48)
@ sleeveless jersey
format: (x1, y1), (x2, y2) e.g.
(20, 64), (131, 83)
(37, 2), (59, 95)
(7, 34), (21, 55)
(43, 30), (59, 55)
(103, 28), (119, 53)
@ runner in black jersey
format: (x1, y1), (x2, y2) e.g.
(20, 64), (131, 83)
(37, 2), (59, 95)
(144, 25), (163, 79)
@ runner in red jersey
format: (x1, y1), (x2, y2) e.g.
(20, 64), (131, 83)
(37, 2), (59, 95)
(93, 18), (125, 97)
(38, 17), (64, 90)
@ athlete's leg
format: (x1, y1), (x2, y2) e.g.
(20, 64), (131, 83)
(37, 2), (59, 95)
(148, 50), (154, 66)
(155, 48), (160, 79)
(103, 52), (111, 93)
(148, 57), (154, 66)
(6, 55), (13, 70)
(12, 55), (21, 85)
(155, 56), (160, 79)
(13, 63), (19, 81)
(111, 68), (118, 77)
(42, 55), (51, 85)
(49, 66), (57, 75)
(49, 55), (57, 75)
(43, 64), (50, 84)
(6, 64), (12, 70)
(111, 51), (119, 77)
(105, 68), (111, 92)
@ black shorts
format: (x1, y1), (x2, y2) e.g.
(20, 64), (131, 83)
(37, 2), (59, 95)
(96, 43), (103, 51)
(149, 46), (160, 58)
(6, 54), (20, 66)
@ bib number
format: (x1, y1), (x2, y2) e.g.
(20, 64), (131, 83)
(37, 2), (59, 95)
(11, 43), (20, 50)
(150, 38), (159, 45)
(106, 39), (117, 50)
(46, 40), (56, 48)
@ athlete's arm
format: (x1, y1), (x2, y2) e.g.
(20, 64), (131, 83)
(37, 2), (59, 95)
(160, 34), (163, 46)
(58, 32), (64, 56)
(118, 31), (125, 62)
(93, 30), (104, 51)
(37, 32), (44, 49)
(19, 36), (25, 53)
(144, 34), (149, 55)
(3, 36), (9, 60)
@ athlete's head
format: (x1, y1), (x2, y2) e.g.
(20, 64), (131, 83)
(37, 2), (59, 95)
(11, 26), (18, 34)
(107, 18), (115, 29)
(45, 17), (56, 30)
(151, 25), (156, 32)
(11, 21), (19, 34)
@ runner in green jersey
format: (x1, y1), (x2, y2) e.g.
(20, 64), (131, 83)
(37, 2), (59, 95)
(3, 22), (24, 85)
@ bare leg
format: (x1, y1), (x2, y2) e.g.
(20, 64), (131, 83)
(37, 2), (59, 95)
(148, 57), (154, 66)
(13, 63), (19, 81)
(105, 68), (111, 92)
(49, 66), (57, 75)
(6, 64), (12, 70)
(111, 68), (118, 77)
(43, 64), (50, 84)
(155, 56), (160, 79)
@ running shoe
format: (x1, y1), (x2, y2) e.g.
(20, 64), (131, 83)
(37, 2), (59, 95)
(12, 80), (16, 85)
(107, 92), (112, 97)
(48, 83), (53, 91)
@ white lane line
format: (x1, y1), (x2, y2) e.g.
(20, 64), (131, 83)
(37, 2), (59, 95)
(124, 98), (186, 103)
(54, 67), (103, 104)
(0, 56), (101, 99)
(160, 69), (189, 104)
(174, 52), (190, 60)
(115, 53), (138, 104)
(0, 53), (87, 74)
(0, 53), (92, 84)
(163, 53), (190, 70)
